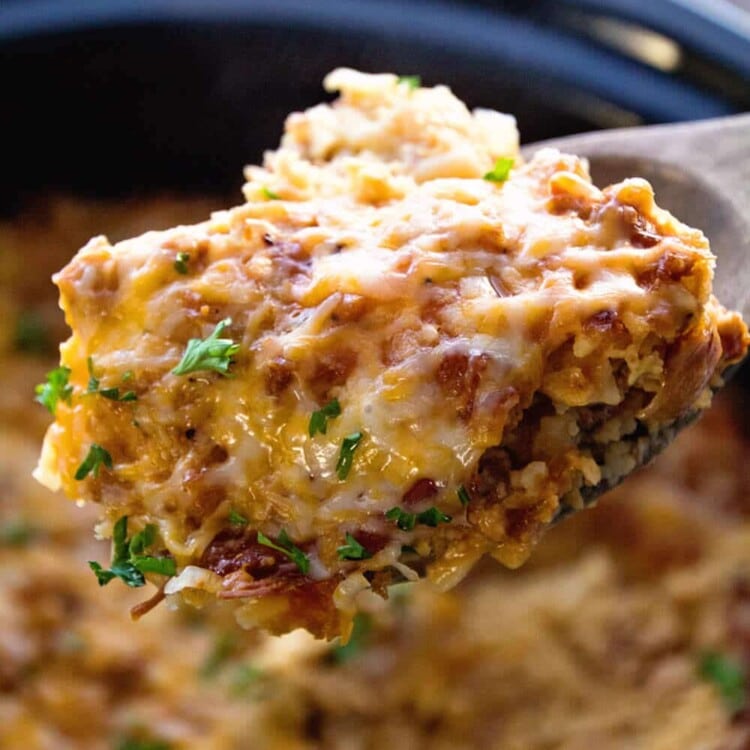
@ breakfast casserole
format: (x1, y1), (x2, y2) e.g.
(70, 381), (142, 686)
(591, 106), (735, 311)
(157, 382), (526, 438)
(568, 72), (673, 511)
(3, 195), (749, 749)
(34, 70), (749, 638)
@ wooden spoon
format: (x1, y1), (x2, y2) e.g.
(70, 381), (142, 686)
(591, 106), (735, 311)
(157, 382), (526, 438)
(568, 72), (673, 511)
(523, 114), (750, 515)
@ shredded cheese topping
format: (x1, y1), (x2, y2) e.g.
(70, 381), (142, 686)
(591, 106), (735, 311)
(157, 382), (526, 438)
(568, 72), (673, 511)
(35, 69), (749, 638)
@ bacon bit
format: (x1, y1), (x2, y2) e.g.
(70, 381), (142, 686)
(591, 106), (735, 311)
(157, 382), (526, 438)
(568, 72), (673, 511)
(619, 205), (662, 248)
(728, 577), (750, 666)
(309, 349), (358, 401)
(187, 486), (227, 525)
(201, 529), (286, 578)
(264, 357), (295, 396)
(436, 352), (490, 420)
(637, 252), (694, 290)
(352, 529), (389, 556)
(585, 310), (630, 348)
(402, 478), (439, 506)
(219, 570), (294, 599)
(130, 586), (166, 620)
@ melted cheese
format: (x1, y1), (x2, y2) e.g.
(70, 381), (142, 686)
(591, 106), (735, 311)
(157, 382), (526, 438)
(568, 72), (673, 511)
(35, 69), (749, 638)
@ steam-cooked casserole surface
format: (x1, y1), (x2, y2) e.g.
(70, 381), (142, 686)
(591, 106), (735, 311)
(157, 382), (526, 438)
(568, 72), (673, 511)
(3, 195), (750, 749)
(35, 70), (748, 638)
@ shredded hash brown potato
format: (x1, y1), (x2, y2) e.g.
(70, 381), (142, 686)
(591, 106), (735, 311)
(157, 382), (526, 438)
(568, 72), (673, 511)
(3, 195), (750, 748)
(35, 70), (749, 638)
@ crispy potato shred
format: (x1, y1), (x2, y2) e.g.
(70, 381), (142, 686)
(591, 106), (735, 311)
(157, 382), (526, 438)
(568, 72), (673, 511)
(34, 69), (748, 639)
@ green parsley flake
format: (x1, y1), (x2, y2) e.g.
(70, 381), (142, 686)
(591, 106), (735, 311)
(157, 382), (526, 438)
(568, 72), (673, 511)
(0, 520), (36, 547)
(309, 398), (342, 436)
(87, 357), (137, 401)
(457, 485), (471, 506)
(336, 432), (363, 480)
(483, 157), (514, 183)
(116, 737), (171, 750)
(337, 532), (372, 561)
(228, 509), (249, 527)
(35, 366), (73, 414)
(14, 310), (52, 355)
(174, 251), (190, 274)
(398, 75), (421, 89)
(75, 443), (113, 480)
(230, 664), (266, 697)
(698, 650), (747, 714)
(385, 506), (452, 531)
(262, 186), (280, 200)
(257, 529), (310, 574)
(89, 516), (176, 588)
(200, 632), (237, 679)
(172, 318), (240, 376)
(330, 612), (372, 664)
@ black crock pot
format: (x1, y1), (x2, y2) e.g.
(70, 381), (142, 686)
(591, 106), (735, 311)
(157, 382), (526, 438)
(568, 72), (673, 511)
(2, 0), (749, 208)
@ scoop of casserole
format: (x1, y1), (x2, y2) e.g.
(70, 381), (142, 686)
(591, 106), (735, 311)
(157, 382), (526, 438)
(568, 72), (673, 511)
(35, 69), (749, 638)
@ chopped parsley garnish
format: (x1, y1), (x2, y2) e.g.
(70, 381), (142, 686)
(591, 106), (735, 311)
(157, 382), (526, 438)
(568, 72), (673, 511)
(35, 366), (73, 414)
(257, 529), (310, 574)
(174, 251), (190, 274)
(75, 443), (113, 480)
(398, 75), (421, 89)
(99, 387), (137, 402)
(230, 664), (266, 697)
(336, 431), (363, 480)
(330, 612), (372, 664)
(200, 632), (237, 678)
(0, 520), (36, 547)
(309, 398), (341, 437)
(416, 507), (452, 526)
(698, 650), (747, 713)
(171, 318), (240, 376)
(483, 157), (514, 183)
(457, 485), (471, 506)
(86, 356), (99, 392)
(116, 737), (171, 750)
(87, 357), (137, 401)
(14, 310), (52, 355)
(228, 509), (248, 527)
(385, 506), (452, 532)
(337, 533), (372, 561)
(89, 516), (176, 588)
(262, 186), (280, 200)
